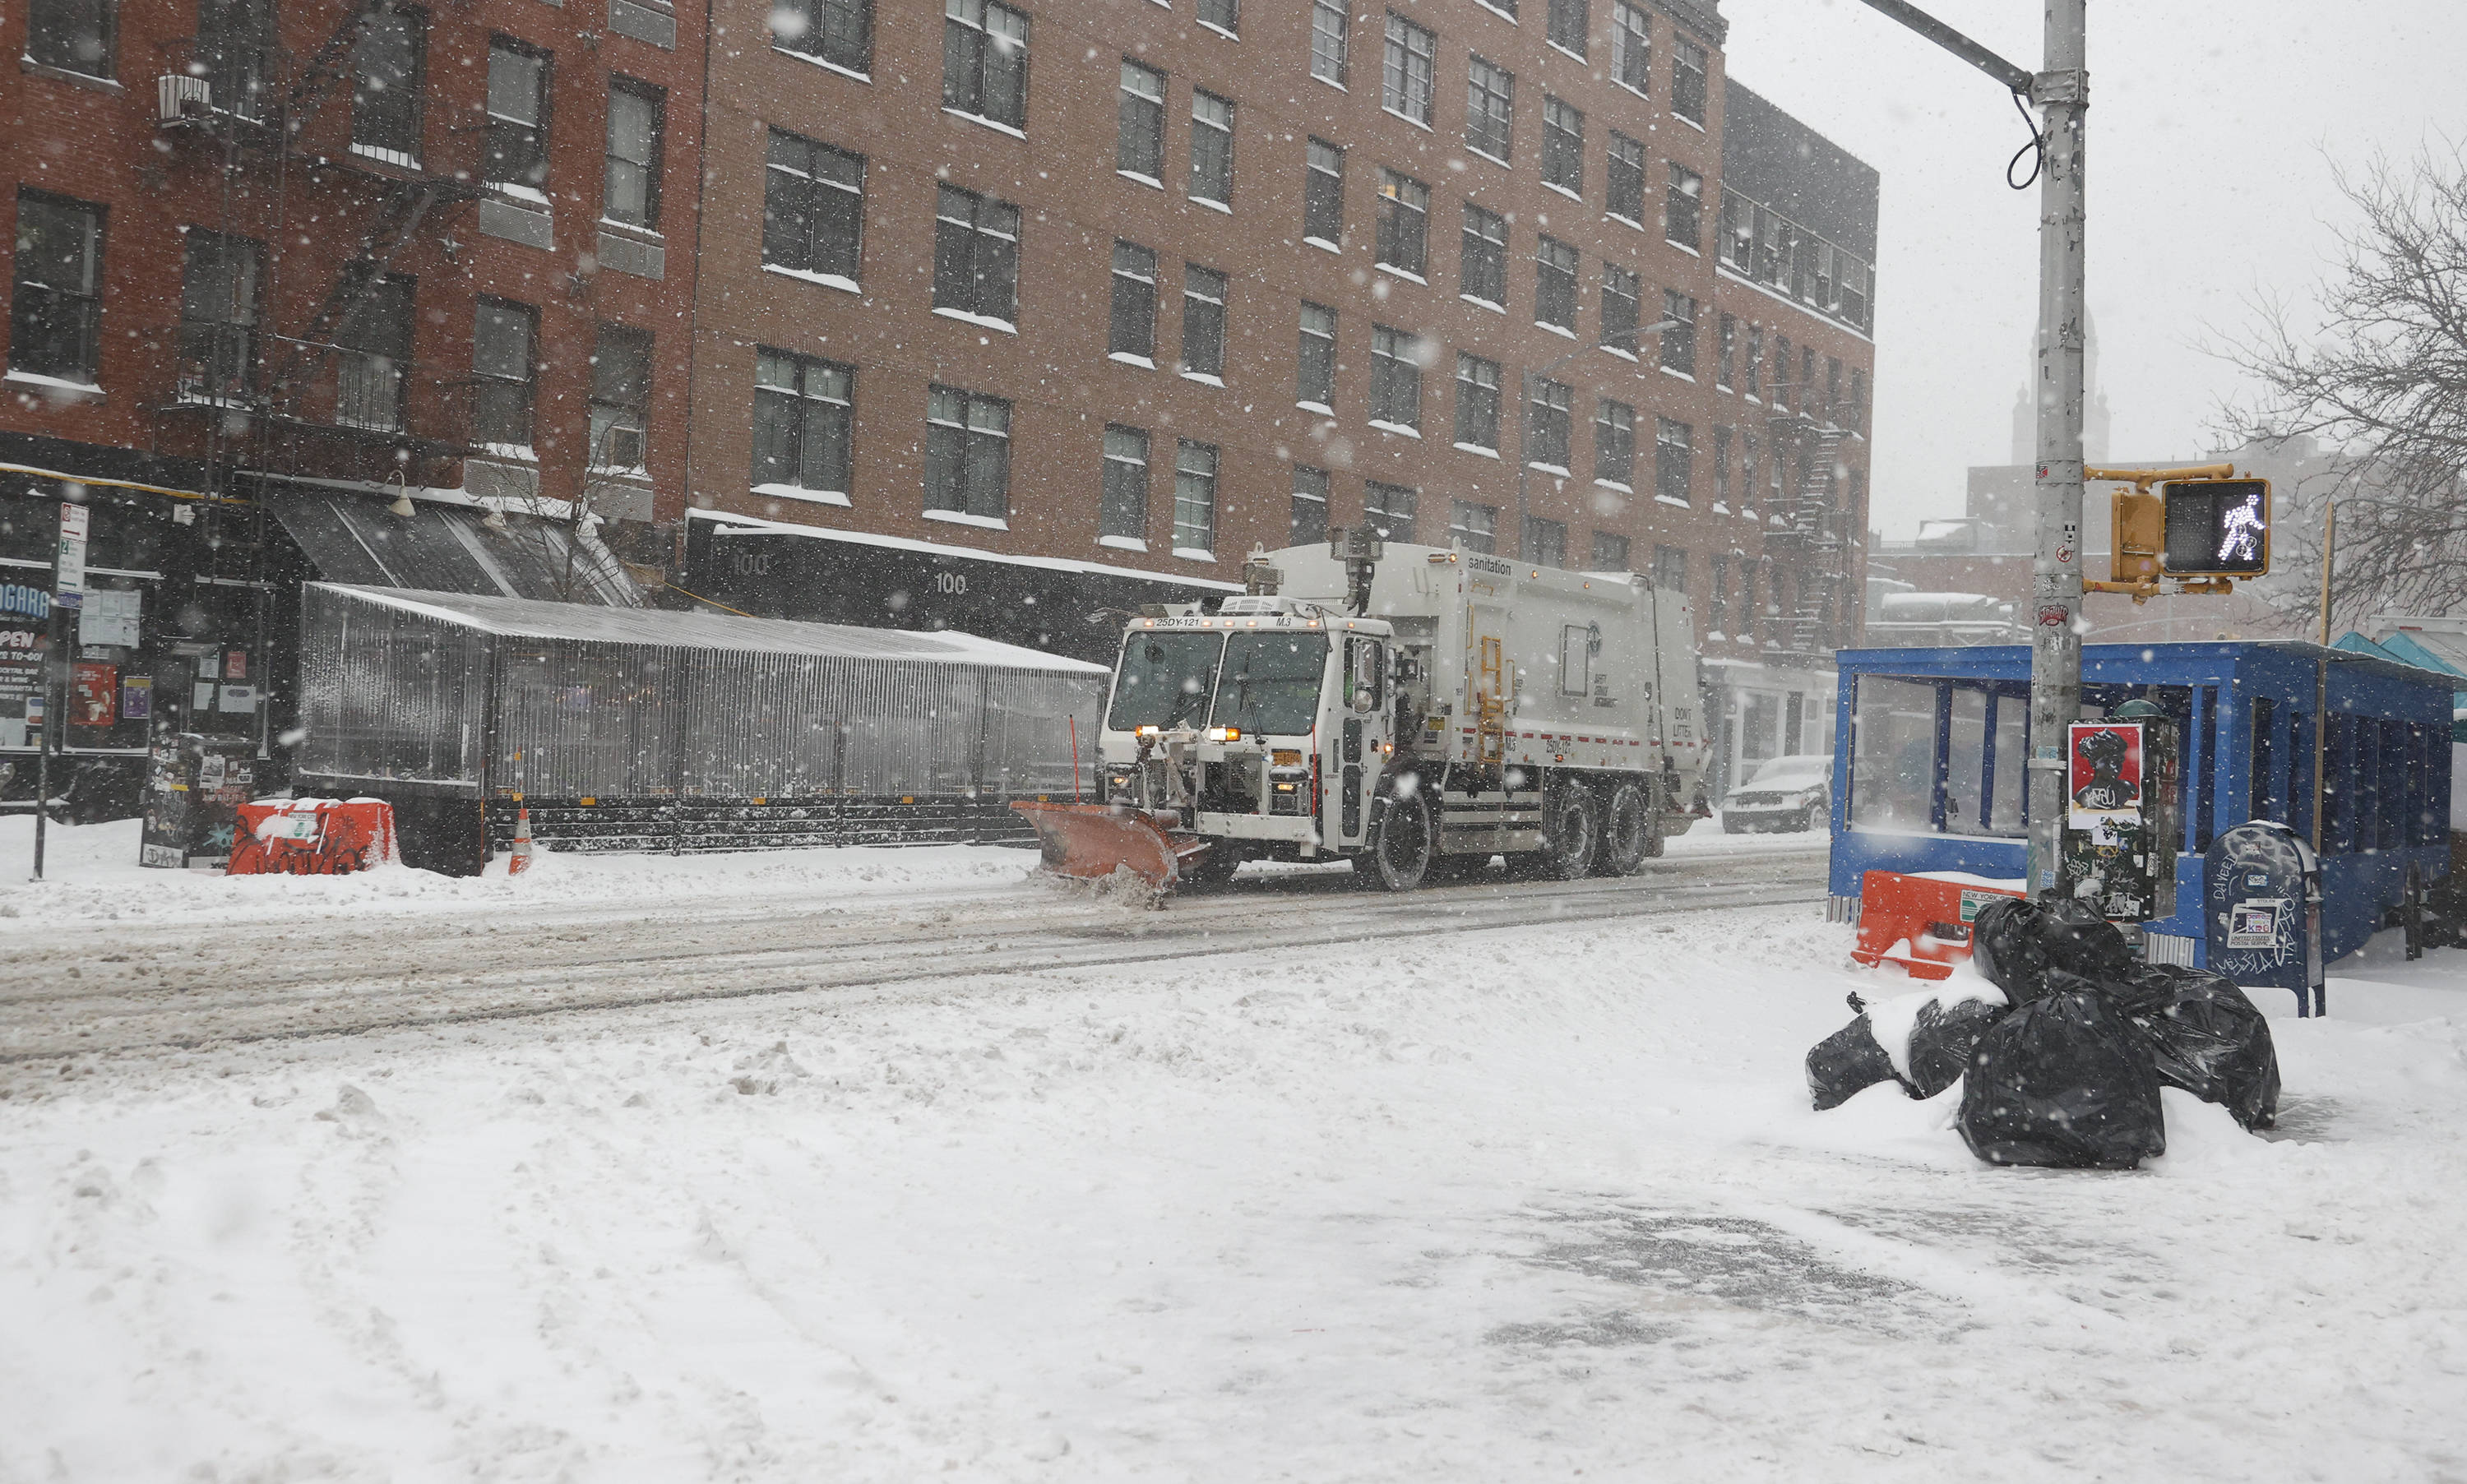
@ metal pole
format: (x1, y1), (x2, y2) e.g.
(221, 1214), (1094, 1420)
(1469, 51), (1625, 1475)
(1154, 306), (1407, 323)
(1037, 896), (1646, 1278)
(30, 594), (58, 881)
(2023, 0), (2089, 899)
(2312, 496), (2333, 851)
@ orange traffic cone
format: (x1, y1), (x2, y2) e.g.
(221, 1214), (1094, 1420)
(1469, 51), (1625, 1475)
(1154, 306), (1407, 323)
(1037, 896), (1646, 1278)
(509, 805), (535, 876)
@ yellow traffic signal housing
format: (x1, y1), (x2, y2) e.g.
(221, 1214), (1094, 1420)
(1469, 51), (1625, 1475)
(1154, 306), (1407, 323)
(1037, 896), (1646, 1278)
(2160, 478), (2270, 577)
(2112, 490), (2165, 586)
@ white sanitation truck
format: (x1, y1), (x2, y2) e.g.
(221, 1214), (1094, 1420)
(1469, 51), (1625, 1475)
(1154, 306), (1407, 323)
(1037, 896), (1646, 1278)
(1015, 531), (1710, 892)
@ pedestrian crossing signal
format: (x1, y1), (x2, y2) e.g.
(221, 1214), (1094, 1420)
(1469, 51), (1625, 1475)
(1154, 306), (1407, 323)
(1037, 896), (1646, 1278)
(2159, 478), (2270, 578)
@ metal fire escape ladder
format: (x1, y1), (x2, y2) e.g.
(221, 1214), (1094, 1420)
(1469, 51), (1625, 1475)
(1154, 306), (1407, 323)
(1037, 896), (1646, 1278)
(1775, 419), (1848, 656)
(279, 0), (390, 144)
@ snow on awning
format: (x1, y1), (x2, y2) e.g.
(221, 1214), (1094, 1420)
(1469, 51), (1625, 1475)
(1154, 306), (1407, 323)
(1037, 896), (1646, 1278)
(266, 488), (640, 608)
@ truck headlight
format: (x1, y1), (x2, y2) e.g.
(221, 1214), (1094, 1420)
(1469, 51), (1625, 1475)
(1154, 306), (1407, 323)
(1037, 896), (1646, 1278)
(1205, 726), (1242, 742)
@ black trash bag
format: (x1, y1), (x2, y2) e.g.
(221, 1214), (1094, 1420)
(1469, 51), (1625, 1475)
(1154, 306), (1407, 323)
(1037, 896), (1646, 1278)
(1807, 996), (1900, 1111)
(2038, 898), (2136, 982)
(1969, 898), (2057, 1004)
(2113, 964), (2281, 1130)
(1903, 995), (2007, 1099)
(1958, 979), (2167, 1169)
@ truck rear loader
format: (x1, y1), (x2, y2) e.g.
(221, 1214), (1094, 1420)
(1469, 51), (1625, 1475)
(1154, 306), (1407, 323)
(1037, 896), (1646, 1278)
(1014, 533), (1709, 892)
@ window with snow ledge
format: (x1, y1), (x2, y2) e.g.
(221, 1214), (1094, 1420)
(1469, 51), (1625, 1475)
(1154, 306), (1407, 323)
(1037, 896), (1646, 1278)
(1098, 534), (1148, 552)
(1108, 351), (1155, 369)
(933, 305), (1015, 333)
(751, 481), (851, 507)
(766, 264), (862, 295)
(1367, 419), (1421, 440)
(923, 507), (1009, 530)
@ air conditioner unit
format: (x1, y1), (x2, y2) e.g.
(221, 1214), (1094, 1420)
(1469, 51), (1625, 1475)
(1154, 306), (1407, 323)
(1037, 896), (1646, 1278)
(158, 74), (212, 123)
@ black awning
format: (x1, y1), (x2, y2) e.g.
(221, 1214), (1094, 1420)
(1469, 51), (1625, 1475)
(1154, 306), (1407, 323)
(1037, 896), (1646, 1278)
(264, 488), (637, 607)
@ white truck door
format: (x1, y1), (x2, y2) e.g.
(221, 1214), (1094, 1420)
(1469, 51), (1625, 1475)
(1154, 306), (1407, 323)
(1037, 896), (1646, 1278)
(1335, 634), (1387, 844)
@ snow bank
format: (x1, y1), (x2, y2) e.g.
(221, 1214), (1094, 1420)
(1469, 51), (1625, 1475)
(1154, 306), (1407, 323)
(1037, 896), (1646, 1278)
(0, 816), (1039, 932)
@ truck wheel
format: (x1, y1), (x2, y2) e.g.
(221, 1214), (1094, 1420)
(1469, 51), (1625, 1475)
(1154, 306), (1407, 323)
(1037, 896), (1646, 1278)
(1598, 781), (1653, 876)
(1183, 842), (1245, 890)
(1370, 787), (1434, 891)
(1530, 782), (1599, 880)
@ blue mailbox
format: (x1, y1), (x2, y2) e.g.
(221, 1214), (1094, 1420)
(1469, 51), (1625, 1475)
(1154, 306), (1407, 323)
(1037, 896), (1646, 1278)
(2205, 821), (2326, 1015)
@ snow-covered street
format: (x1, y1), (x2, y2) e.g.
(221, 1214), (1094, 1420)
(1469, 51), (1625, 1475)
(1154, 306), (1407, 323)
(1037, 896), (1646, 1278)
(2, 833), (2465, 1482)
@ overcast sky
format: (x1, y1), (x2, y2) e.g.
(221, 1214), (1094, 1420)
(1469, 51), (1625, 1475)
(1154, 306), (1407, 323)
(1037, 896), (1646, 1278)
(1725, 0), (2467, 539)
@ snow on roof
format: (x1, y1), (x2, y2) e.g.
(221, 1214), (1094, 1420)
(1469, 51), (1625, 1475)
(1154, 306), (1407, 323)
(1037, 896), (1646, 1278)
(312, 584), (1109, 673)
(689, 507), (1247, 592)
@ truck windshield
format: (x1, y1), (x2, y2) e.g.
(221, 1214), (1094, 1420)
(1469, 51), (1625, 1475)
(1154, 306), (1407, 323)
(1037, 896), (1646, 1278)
(1107, 631), (1223, 731)
(1211, 632), (1330, 737)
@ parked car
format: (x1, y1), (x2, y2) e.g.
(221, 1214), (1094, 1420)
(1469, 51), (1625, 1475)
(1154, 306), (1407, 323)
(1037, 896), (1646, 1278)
(1720, 754), (1832, 834)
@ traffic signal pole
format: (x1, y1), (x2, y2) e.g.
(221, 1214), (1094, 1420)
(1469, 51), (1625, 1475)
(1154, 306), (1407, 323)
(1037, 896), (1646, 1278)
(1853, 0), (2086, 898)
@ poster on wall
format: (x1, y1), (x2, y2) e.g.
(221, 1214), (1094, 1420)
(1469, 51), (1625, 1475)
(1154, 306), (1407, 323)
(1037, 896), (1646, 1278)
(78, 588), (141, 648)
(72, 662), (118, 727)
(2066, 722), (2145, 830)
(122, 676), (152, 720)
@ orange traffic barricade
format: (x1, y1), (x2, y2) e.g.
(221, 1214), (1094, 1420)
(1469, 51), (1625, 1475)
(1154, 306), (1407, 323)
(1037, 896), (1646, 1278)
(1849, 869), (2025, 980)
(227, 797), (399, 876)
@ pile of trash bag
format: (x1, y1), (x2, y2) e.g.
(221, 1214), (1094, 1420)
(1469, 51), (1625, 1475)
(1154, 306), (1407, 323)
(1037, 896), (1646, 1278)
(1805, 897), (2280, 1169)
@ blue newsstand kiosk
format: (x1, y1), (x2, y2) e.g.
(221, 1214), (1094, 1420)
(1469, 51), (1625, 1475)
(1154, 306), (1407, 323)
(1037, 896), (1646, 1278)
(1828, 641), (2454, 969)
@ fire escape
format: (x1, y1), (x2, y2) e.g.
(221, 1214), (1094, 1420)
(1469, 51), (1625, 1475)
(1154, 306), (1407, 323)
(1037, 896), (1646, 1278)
(148, 0), (480, 506)
(1763, 401), (1847, 659)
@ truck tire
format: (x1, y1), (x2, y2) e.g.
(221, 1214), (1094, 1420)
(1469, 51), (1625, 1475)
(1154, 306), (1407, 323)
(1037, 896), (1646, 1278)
(1369, 785), (1434, 891)
(1527, 781), (1598, 880)
(1183, 842), (1246, 890)
(1598, 780), (1653, 876)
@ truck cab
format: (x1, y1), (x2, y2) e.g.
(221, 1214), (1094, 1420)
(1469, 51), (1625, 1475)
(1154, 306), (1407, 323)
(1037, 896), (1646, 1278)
(1096, 597), (1399, 864)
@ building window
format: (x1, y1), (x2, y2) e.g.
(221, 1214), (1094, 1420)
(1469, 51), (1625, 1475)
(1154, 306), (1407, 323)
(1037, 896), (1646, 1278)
(1545, 0), (1587, 55)
(1451, 500), (1497, 554)
(1771, 332), (1792, 407)
(1173, 440), (1219, 554)
(1117, 61), (1165, 179)
(1594, 398), (1635, 487)
(1840, 256), (1870, 329)
(176, 229), (260, 399)
(1101, 424), (1150, 543)
(1601, 262), (1639, 352)
(1655, 418), (1692, 504)
(1719, 190), (1750, 271)
(27, 0), (115, 76)
(1298, 301), (1337, 409)
(1745, 324), (1763, 400)
(1454, 352), (1500, 451)
(764, 130), (864, 283)
(197, 0), (271, 116)
(933, 184), (1019, 323)
(942, 0), (1029, 129)
(1109, 241), (1158, 360)
(1716, 313), (1735, 389)
(1526, 377), (1571, 470)
(1541, 97), (1584, 195)
(1199, 0), (1238, 35)
(1672, 36), (1706, 123)
(1369, 325), (1423, 431)
(925, 386), (1011, 520)
(1303, 139), (1344, 247)
(771, 0), (870, 73)
(1664, 163), (1702, 250)
(1741, 432), (1760, 507)
(1460, 204), (1507, 307)
(1375, 169), (1428, 276)
(1534, 236), (1578, 331)
(1607, 132), (1645, 224)
(1610, 1), (1649, 93)
(1826, 356), (1844, 425)
(1365, 480), (1417, 542)
(1310, 0), (1347, 85)
(10, 192), (104, 385)
(349, 5), (425, 161)
(1190, 90), (1234, 205)
(1652, 543), (1687, 593)
(604, 78), (665, 230)
(1291, 465), (1331, 544)
(471, 297), (538, 451)
(752, 349), (854, 497)
(1381, 12), (1434, 124)
(1849, 368), (1868, 434)
(1660, 290), (1696, 374)
(1524, 517), (1567, 567)
(333, 270), (413, 431)
(1181, 264), (1226, 377)
(1815, 240), (1836, 308)
(1803, 344), (1818, 412)
(1465, 56), (1513, 163)
(1712, 423), (1732, 506)
(1591, 530), (1628, 571)
(484, 39), (550, 191)
(1707, 551), (1728, 632)
(589, 324), (651, 473)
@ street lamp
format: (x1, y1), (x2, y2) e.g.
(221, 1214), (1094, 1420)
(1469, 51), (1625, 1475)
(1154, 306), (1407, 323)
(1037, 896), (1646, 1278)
(1512, 317), (1680, 564)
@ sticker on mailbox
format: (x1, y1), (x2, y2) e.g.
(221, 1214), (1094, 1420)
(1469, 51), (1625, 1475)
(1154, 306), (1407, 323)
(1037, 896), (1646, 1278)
(2227, 899), (2286, 949)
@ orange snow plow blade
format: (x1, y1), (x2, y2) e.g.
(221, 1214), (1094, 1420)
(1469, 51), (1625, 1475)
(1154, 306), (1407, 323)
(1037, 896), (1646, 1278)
(1011, 802), (1210, 890)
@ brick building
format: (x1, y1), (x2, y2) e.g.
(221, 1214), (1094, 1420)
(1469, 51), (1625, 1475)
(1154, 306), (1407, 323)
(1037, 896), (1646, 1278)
(678, 0), (1876, 671)
(1, 0), (705, 799)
